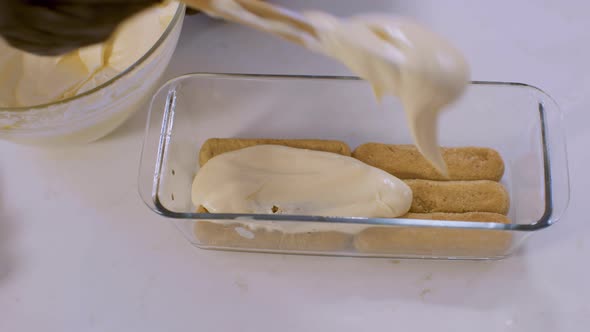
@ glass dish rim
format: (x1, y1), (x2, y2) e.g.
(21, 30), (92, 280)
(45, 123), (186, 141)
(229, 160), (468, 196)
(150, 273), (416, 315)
(0, 2), (186, 113)
(140, 72), (569, 232)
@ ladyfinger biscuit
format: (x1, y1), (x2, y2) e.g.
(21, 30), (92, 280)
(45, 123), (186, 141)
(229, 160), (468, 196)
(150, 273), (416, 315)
(353, 212), (513, 257)
(352, 143), (504, 181)
(406, 179), (510, 215)
(199, 138), (352, 166)
(194, 206), (352, 252)
(194, 221), (351, 252)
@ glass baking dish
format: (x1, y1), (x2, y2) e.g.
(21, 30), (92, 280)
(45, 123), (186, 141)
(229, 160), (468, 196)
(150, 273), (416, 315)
(138, 73), (569, 259)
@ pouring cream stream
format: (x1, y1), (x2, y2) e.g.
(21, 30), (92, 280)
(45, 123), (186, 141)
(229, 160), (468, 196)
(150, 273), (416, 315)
(197, 0), (470, 174)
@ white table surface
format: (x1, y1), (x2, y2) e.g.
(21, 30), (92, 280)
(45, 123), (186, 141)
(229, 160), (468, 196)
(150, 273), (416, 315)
(1, 1), (589, 331)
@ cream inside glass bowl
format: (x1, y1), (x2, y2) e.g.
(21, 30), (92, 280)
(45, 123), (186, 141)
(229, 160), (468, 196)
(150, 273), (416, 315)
(0, 2), (185, 146)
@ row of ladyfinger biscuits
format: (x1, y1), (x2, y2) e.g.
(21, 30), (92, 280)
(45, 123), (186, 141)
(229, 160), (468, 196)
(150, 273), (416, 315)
(349, 141), (511, 255)
(195, 205), (511, 256)
(351, 142), (511, 256)
(198, 138), (510, 215)
(199, 139), (505, 181)
(194, 138), (512, 256)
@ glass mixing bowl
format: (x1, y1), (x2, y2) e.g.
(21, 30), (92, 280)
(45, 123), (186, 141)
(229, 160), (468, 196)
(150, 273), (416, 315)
(0, 3), (185, 146)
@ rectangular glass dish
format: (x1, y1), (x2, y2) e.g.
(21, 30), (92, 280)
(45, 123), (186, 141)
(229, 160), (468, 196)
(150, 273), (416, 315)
(138, 73), (569, 259)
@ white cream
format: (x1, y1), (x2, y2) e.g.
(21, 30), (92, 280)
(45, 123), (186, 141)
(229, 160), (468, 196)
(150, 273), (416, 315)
(192, 145), (412, 218)
(0, 1), (178, 108)
(205, 1), (470, 174)
(305, 13), (470, 174)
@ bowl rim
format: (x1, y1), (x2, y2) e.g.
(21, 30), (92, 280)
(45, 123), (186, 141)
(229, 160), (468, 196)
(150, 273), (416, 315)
(0, 2), (186, 112)
(140, 73), (570, 232)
